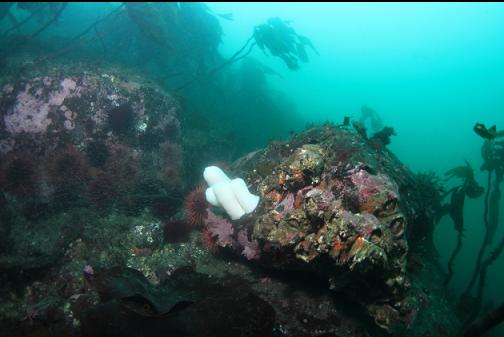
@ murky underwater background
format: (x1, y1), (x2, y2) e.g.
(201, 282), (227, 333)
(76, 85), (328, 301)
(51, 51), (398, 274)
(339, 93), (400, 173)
(1, 2), (504, 336)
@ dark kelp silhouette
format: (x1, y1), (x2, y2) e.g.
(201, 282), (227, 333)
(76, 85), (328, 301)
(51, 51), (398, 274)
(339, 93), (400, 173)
(442, 160), (484, 289)
(0, 3), (17, 30)
(368, 126), (396, 150)
(176, 16), (316, 90)
(459, 302), (504, 337)
(2, 2), (224, 81)
(474, 123), (504, 140)
(254, 17), (318, 70)
(124, 3), (169, 46)
(0, 2), (67, 54)
(458, 135), (504, 329)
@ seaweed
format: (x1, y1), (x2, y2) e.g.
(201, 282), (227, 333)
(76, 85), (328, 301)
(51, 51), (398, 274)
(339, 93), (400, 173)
(443, 160), (484, 289)
(254, 17), (318, 70)
(176, 16), (316, 90)
(459, 302), (504, 337)
(81, 266), (275, 337)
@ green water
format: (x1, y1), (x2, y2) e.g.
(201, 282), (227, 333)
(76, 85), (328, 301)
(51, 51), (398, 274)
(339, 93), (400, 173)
(1, 2), (504, 335)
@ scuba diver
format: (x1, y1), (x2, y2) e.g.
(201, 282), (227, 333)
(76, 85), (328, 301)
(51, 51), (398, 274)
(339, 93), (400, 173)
(359, 105), (383, 133)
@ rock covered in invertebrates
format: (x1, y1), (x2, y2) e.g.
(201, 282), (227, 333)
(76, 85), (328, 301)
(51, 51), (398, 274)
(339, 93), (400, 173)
(228, 124), (421, 333)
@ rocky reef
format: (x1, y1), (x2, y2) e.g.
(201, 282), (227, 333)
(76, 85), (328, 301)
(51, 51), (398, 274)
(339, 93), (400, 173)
(0, 65), (459, 337)
(0, 64), (183, 219)
(199, 124), (436, 333)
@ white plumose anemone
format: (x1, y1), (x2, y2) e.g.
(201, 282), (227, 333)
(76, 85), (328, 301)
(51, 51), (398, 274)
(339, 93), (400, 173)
(203, 166), (260, 220)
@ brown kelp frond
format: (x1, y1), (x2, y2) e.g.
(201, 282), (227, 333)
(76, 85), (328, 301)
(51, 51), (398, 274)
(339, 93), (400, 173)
(368, 126), (396, 150)
(445, 160), (474, 181)
(459, 302), (504, 337)
(254, 17), (317, 70)
(474, 122), (504, 140)
(443, 160), (484, 290)
(445, 160), (484, 199)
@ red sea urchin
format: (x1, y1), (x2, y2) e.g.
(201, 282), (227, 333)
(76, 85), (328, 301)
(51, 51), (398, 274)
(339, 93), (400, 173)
(184, 184), (208, 228)
(0, 155), (39, 197)
(158, 141), (183, 190)
(163, 219), (191, 243)
(47, 145), (89, 191)
(200, 227), (218, 253)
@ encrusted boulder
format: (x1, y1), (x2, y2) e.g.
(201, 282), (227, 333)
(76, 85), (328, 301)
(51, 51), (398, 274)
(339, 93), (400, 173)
(0, 64), (186, 291)
(204, 125), (428, 333)
(0, 65), (183, 210)
(0, 69), (180, 154)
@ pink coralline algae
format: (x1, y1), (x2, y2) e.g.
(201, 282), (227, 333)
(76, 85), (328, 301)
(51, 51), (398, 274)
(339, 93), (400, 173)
(4, 78), (78, 135)
(201, 206), (260, 260)
(48, 78), (77, 106)
(237, 230), (260, 260)
(0, 70), (181, 161)
(4, 84), (52, 134)
(205, 209), (235, 247)
(350, 168), (399, 214)
(275, 193), (295, 212)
